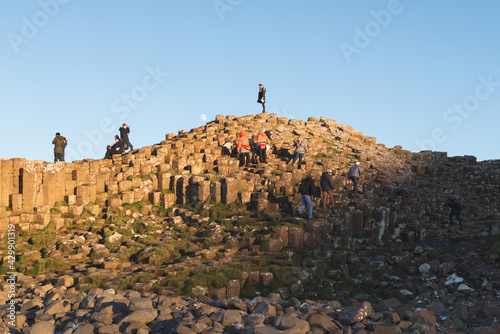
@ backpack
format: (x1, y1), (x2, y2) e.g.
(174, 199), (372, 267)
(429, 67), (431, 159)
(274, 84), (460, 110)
(298, 178), (310, 194)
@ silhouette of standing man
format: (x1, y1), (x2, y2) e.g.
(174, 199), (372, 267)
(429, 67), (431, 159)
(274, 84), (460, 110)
(258, 84), (266, 113)
(119, 123), (133, 151)
(52, 132), (67, 162)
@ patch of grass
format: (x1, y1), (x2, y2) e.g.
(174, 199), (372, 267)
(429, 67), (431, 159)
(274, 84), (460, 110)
(80, 276), (111, 289)
(122, 200), (150, 213)
(152, 205), (174, 217)
(240, 266), (297, 299)
(22, 259), (71, 276)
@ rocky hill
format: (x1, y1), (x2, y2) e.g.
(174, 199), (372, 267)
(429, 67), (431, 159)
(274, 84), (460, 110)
(0, 113), (499, 333)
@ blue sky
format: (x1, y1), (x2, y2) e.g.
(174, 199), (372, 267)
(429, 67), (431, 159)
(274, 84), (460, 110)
(1, 1), (499, 162)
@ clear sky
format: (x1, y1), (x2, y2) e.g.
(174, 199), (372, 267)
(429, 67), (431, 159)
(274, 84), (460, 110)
(1, 1), (499, 162)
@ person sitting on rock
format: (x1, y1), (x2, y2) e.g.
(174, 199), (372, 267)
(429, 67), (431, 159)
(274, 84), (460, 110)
(237, 131), (251, 167)
(104, 135), (125, 159)
(446, 198), (463, 230)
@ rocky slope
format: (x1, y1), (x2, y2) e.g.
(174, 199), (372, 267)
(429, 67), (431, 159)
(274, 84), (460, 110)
(0, 113), (499, 333)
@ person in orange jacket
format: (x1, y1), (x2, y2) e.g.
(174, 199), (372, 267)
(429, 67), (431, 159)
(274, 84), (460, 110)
(256, 129), (270, 163)
(237, 131), (251, 167)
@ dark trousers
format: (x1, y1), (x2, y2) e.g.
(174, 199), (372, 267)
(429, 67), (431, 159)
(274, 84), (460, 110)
(349, 176), (359, 193)
(449, 212), (463, 227)
(239, 152), (250, 166)
(322, 190), (334, 209)
(260, 102), (265, 113)
(292, 152), (304, 169)
(54, 152), (64, 162)
(104, 148), (123, 159)
(123, 138), (133, 151)
(257, 146), (267, 163)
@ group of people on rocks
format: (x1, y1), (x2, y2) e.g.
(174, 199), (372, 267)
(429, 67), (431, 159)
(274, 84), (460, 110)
(52, 83), (466, 229)
(233, 129), (273, 166)
(295, 163), (362, 219)
(52, 123), (134, 162)
(104, 123), (134, 159)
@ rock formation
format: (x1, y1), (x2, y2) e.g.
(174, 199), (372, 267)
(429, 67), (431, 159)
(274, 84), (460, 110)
(0, 113), (499, 333)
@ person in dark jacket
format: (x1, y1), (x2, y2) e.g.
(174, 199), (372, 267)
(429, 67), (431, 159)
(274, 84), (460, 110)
(119, 123), (133, 151)
(296, 174), (316, 219)
(257, 84), (266, 113)
(446, 198), (463, 230)
(347, 162), (362, 194)
(104, 135), (125, 159)
(52, 132), (67, 162)
(320, 168), (335, 209)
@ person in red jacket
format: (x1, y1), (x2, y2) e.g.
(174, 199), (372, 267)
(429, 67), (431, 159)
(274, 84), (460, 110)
(237, 131), (251, 167)
(256, 129), (270, 163)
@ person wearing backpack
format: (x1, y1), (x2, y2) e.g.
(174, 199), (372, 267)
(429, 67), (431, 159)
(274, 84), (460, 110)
(52, 132), (67, 162)
(297, 173), (316, 219)
(446, 198), (464, 230)
(347, 162), (362, 195)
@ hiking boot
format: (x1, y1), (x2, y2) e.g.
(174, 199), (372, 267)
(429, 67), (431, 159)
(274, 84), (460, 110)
(296, 209), (301, 217)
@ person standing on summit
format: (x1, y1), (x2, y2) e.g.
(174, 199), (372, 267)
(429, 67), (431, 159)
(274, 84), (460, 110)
(52, 132), (67, 162)
(119, 123), (133, 151)
(257, 84), (266, 113)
